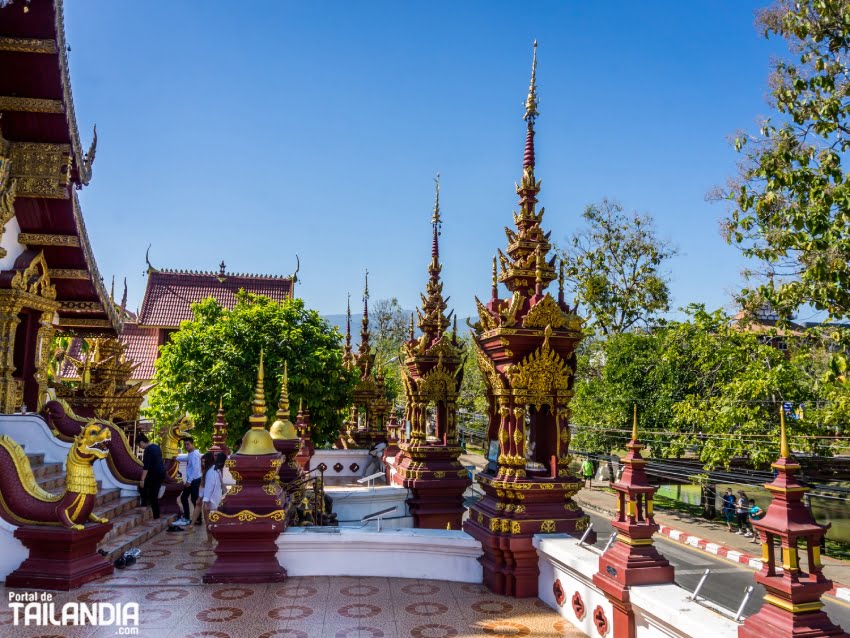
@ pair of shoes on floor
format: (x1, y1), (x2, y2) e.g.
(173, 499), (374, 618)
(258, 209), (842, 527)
(744, 532), (754, 537)
(166, 524), (186, 533)
(173, 517), (191, 526)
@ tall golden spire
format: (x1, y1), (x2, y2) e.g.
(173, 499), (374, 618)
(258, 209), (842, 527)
(632, 404), (638, 441)
(240, 350), (277, 454)
(359, 271), (371, 355)
(249, 349), (267, 428)
(342, 293), (354, 370)
(524, 39), (539, 124)
(270, 360), (296, 440)
(780, 404), (789, 458)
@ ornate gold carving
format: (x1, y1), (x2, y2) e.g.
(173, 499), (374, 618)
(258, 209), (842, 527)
(512, 520), (522, 534)
(477, 511), (484, 524)
(505, 326), (572, 409)
(18, 232), (79, 247)
(10, 252), (56, 300)
(433, 471), (446, 479)
(473, 296), (497, 332)
(0, 133), (15, 258)
(56, 318), (112, 329)
(540, 519), (556, 533)
(0, 37), (58, 54)
(50, 269), (89, 280)
(500, 291), (524, 327)
(207, 509), (285, 523)
(9, 142), (71, 198)
(575, 516), (590, 532)
(0, 97), (64, 113)
(59, 301), (103, 312)
(473, 337), (504, 392)
(522, 293), (576, 330)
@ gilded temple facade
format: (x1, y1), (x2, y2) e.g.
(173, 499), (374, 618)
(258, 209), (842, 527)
(0, 0), (122, 414)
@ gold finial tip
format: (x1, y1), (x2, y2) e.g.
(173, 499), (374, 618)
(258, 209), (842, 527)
(779, 404), (790, 458)
(632, 404), (638, 441)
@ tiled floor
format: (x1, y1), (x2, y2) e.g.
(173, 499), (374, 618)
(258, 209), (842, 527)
(1, 528), (585, 638)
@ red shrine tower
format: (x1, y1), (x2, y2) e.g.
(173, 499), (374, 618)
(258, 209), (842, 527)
(463, 41), (589, 598)
(594, 407), (674, 638)
(391, 176), (471, 529)
(739, 410), (848, 638)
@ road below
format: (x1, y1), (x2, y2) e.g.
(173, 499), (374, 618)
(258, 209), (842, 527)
(586, 512), (849, 631)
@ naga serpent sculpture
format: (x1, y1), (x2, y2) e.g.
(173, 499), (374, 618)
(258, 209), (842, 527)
(0, 422), (111, 530)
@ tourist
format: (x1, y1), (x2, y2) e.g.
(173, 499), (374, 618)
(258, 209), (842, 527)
(581, 456), (595, 490)
(747, 499), (765, 543)
(735, 491), (751, 536)
(174, 437), (202, 526)
(138, 434), (165, 520)
(721, 488), (736, 532)
(201, 452), (227, 543)
(189, 452), (216, 528)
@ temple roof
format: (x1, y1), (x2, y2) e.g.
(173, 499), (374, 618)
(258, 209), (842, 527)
(0, 0), (120, 335)
(119, 322), (158, 380)
(138, 267), (294, 328)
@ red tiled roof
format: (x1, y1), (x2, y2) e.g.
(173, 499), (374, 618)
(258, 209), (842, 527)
(138, 270), (294, 327)
(121, 323), (159, 380)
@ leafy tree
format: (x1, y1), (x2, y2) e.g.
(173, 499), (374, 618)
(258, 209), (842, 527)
(561, 199), (677, 336)
(571, 306), (841, 468)
(457, 333), (488, 420)
(724, 0), (850, 321)
(370, 297), (408, 405)
(145, 292), (355, 449)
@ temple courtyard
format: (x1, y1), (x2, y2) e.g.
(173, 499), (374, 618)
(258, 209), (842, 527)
(0, 527), (580, 638)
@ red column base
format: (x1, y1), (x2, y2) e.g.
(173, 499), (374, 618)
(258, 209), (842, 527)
(5, 523), (113, 591)
(408, 486), (467, 530)
(203, 519), (287, 584)
(160, 482), (183, 515)
(739, 601), (849, 638)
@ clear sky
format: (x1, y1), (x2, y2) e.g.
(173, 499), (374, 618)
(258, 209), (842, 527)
(65, 1), (782, 320)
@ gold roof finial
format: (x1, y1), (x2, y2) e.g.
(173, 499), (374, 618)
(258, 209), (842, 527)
(780, 404), (789, 458)
(524, 40), (539, 123)
(491, 255), (499, 298)
(240, 350), (277, 454)
(249, 349), (267, 427)
(632, 404), (638, 441)
(219, 396), (223, 410)
(277, 361), (290, 420)
(432, 173), (441, 226)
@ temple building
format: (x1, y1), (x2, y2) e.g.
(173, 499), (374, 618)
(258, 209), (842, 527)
(0, 0), (121, 413)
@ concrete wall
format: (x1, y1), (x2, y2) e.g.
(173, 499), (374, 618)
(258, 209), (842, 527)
(535, 534), (738, 638)
(326, 483), (413, 528)
(312, 449), (376, 479)
(278, 527), (483, 582)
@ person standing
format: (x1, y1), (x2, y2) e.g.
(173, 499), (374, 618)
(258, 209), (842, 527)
(747, 499), (765, 543)
(174, 437), (202, 526)
(201, 452), (227, 543)
(721, 488), (736, 532)
(138, 434), (165, 519)
(735, 490), (751, 536)
(190, 452), (215, 528)
(581, 456), (595, 490)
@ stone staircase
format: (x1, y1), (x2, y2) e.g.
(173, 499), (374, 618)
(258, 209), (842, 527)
(28, 453), (174, 563)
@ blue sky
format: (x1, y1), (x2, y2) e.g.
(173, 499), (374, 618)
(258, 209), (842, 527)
(65, 1), (783, 319)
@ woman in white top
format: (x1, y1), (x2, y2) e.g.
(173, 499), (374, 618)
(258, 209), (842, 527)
(201, 452), (226, 543)
(190, 452), (215, 528)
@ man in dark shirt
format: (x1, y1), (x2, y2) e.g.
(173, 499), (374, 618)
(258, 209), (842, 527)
(138, 434), (166, 519)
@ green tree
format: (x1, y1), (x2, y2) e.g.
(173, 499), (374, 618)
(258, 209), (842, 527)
(145, 292), (355, 449)
(562, 199), (677, 336)
(570, 306), (840, 468)
(724, 0), (850, 321)
(370, 297), (408, 405)
(457, 333), (488, 419)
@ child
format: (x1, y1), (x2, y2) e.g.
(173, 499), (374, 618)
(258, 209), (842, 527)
(201, 452), (227, 543)
(748, 499), (765, 543)
(581, 457), (595, 490)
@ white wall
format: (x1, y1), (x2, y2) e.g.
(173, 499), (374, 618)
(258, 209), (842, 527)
(312, 449), (375, 479)
(278, 527), (483, 582)
(0, 216), (25, 271)
(535, 534), (739, 638)
(326, 483), (412, 528)
(535, 534), (615, 638)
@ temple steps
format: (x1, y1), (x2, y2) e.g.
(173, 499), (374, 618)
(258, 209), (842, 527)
(23, 451), (173, 566)
(98, 511), (174, 563)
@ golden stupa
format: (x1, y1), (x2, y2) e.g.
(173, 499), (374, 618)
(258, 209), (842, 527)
(239, 350), (278, 455)
(270, 361), (297, 440)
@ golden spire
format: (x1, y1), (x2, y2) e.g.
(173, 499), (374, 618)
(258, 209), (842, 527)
(432, 173), (441, 227)
(240, 350), (277, 454)
(492, 255), (498, 299)
(632, 404), (638, 441)
(249, 349), (267, 427)
(277, 361), (290, 420)
(409, 313), (415, 340)
(270, 360), (297, 440)
(359, 271), (371, 354)
(524, 39), (539, 123)
(780, 404), (789, 458)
